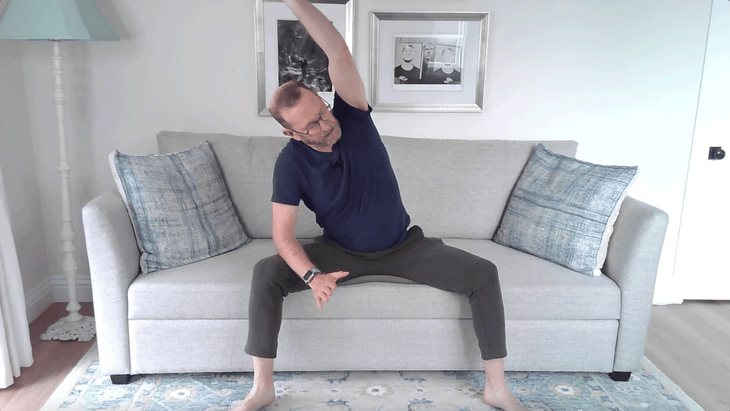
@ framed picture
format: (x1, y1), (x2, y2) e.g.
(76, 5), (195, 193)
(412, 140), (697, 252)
(371, 12), (490, 112)
(255, 0), (354, 116)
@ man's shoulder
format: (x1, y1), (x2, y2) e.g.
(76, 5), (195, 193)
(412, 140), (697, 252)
(275, 140), (302, 170)
(279, 138), (298, 153)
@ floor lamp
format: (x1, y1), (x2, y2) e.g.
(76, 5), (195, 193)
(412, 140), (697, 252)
(0, 0), (118, 341)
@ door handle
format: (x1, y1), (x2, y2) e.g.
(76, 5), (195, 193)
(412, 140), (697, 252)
(709, 147), (725, 160)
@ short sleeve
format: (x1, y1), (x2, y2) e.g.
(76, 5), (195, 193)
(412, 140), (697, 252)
(271, 150), (302, 206)
(332, 92), (373, 121)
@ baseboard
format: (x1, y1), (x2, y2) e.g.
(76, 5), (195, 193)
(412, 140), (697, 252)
(24, 277), (53, 323)
(51, 276), (93, 303)
(25, 276), (93, 323)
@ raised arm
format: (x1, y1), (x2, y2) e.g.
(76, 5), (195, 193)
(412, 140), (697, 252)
(283, 0), (368, 111)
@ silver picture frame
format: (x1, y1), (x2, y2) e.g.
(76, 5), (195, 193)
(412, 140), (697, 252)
(255, 0), (354, 116)
(371, 11), (490, 112)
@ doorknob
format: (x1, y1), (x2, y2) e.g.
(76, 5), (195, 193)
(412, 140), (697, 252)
(709, 147), (725, 160)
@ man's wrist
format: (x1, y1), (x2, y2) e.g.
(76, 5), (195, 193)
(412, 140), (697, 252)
(302, 268), (322, 285)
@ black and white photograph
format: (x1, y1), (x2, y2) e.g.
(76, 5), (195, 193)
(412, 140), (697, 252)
(371, 12), (489, 112)
(277, 20), (332, 92)
(256, 0), (352, 116)
(393, 36), (464, 86)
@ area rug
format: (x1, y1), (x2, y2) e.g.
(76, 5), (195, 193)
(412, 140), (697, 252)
(41, 343), (704, 411)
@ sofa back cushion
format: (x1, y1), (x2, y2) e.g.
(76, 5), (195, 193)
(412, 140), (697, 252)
(158, 132), (322, 239)
(158, 131), (577, 239)
(384, 137), (577, 239)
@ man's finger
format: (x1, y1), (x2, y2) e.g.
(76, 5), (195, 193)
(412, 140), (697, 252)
(331, 271), (349, 279)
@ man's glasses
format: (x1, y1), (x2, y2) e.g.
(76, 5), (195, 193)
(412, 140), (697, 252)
(289, 97), (333, 137)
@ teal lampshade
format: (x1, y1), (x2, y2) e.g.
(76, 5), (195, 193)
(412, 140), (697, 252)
(0, 0), (119, 41)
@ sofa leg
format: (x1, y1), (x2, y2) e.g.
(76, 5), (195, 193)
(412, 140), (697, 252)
(110, 374), (132, 385)
(608, 372), (632, 382)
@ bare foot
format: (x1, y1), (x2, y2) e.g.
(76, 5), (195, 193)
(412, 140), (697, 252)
(483, 386), (529, 411)
(230, 384), (275, 411)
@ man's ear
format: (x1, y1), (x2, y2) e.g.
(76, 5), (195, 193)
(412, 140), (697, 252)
(282, 129), (299, 140)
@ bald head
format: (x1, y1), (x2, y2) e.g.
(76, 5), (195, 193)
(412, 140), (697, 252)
(269, 80), (314, 128)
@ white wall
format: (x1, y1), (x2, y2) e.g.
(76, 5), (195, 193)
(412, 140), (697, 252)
(0, 0), (714, 312)
(0, 39), (53, 321)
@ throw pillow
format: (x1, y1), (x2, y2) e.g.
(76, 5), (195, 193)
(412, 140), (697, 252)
(493, 144), (638, 276)
(109, 141), (250, 274)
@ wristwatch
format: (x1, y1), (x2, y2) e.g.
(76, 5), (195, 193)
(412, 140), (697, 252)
(302, 268), (322, 284)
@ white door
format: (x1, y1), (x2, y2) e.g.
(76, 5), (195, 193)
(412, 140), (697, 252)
(674, 0), (730, 300)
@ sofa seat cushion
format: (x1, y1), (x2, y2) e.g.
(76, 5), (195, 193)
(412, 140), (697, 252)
(445, 239), (621, 320)
(128, 239), (620, 321)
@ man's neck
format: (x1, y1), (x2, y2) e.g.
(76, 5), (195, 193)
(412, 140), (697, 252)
(299, 140), (334, 153)
(310, 145), (334, 153)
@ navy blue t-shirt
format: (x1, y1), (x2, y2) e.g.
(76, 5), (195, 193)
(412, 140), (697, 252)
(271, 93), (411, 252)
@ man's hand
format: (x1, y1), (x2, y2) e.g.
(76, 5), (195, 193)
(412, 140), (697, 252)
(309, 271), (349, 309)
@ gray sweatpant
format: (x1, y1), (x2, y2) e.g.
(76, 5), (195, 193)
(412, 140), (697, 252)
(244, 225), (507, 361)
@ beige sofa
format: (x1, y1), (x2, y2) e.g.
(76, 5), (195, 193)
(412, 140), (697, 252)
(83, 132), (668, 384)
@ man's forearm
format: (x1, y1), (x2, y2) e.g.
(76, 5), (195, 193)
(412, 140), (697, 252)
(274, 236), (317, 280)
(282, 0), (349, 59)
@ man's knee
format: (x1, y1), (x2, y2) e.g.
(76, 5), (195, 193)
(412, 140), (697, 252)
(474, 259), (500, 291)
(254, 255), (278, 274)
(251, 254), (288, 289)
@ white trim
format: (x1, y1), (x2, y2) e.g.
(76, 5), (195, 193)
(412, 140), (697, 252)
(51, 276), (93, 303)
(24, 277), (53, 323)
(25, 276), (94, 323)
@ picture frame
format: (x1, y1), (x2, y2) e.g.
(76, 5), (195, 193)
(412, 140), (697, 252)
(255, 0), (354, 116)
(371, 12), (490, 112)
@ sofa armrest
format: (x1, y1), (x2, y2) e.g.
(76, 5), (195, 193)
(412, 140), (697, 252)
(82, 189), (140, 376)
(603, 196), (669, 372)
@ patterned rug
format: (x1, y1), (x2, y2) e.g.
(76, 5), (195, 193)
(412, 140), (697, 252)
(41, 344), (704, 411)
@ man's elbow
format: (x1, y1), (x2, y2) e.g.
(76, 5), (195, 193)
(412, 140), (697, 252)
(272, 228), (298, 250)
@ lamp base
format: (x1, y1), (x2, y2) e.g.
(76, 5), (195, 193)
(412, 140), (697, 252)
(40, 315), (96, 342)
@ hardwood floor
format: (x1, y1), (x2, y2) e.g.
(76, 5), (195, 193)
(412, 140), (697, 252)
(644, 300), (730, 411)
(0, 302), (95, 411)
(0, 301), (727, 411)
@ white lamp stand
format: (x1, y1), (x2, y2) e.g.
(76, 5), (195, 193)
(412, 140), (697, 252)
(39, 40), (95, 342)
(0, 0), (118, 342)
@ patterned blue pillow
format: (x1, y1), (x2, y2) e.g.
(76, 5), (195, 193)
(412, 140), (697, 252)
(493, 144), (637, 276)
(110, 141), (250, 274)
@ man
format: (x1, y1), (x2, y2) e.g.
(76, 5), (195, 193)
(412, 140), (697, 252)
(394, 44), (421, 84)
(430, 46), (461, 84)
(236, 1), (528, 410)
(298, 57), (308, 81)
(420, 41), (436, 82)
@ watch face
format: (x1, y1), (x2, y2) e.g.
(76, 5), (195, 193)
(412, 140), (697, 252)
(304, 268), (320, 283)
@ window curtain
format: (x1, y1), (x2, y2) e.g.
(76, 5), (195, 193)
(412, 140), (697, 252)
(0, 162), (33, 388)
